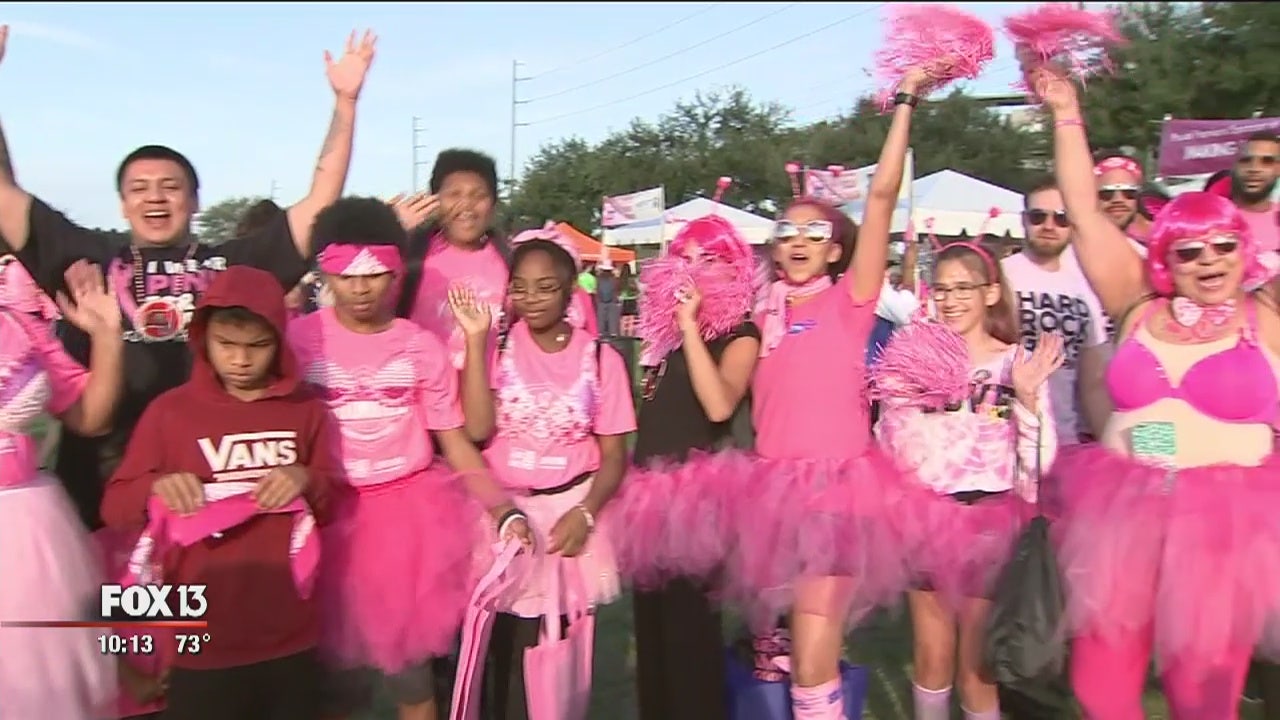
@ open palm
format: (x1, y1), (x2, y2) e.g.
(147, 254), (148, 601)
(326, 30), (377, 100)
(57, 261), (121, 336)
(1010, 332), (1065, 401)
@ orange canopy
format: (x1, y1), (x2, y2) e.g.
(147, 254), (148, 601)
(556, 222), (636, 264)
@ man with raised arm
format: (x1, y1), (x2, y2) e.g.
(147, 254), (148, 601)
(0, 25), (375, 528)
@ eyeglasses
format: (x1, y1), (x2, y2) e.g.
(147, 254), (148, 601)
(1023, 209), (1070, 228)
(1170, 236), (1239, 264)
(508, 281), (563, 299)
(1237, 154), (1278, 167)
(1098, 185), (1138, 201)
(931, 283), (988, 301)
(774, 220), (833, 244)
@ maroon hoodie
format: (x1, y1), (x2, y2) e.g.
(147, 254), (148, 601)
(101, 265), (339, 671)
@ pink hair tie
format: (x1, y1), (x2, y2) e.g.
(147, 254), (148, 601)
(511, 220), (583, 271)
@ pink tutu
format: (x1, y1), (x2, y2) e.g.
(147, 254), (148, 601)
(610, 448), (911, 631)
(1051, 444), (1280, 667)
(319, 466), (485, 674)
(897, 487), (1027, 607)
(0, 475), (116, 718)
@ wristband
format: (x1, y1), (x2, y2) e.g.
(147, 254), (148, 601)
(576, 503), (596, 532)
(497, 508), (526, 539)
(893, 92), (919, 108)
(1055, 118), (1084, 129)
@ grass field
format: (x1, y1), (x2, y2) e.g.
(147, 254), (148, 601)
(30, 404), (1264, 720)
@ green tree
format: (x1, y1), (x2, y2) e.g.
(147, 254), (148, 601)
(195, 196), (268, 245)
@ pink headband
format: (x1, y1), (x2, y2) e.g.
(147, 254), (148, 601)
(317, 244), (404, 276)
(1094, 156), (1143, 179)
(939, 241), (997, 278)
(510, 221), (582, 270)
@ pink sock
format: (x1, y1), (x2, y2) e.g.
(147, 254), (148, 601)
(791, 678), (845, 720)
(962, 705), (1001, 720)
(912, 684), (951, 720)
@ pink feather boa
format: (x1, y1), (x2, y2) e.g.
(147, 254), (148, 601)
(867, 319), (970, 410)
(1004, 4), (1126, 99)
(873, 4), (995, 110)
(637, 216), (762, 367)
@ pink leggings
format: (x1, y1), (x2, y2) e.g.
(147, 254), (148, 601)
(1071, 627), (1252, 720)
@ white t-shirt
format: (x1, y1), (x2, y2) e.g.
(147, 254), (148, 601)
(1000, 247), (1109, 443)
(875, 280), (921, 325)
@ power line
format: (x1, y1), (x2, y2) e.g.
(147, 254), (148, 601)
(528, 4), (722, 81)
(524, 4), (798, 104)
(522, 4), (883, 128)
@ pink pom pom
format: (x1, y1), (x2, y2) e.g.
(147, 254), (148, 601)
(868, 320), (971, 410)
(873, 5), (995, 110)
(1004, 4), (1126, 98)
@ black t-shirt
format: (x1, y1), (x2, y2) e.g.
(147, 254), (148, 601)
(16, 198), (307, 528)
(632, 321), (761, 465)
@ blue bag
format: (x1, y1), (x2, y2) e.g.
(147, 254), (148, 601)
(724, 649), (868, 720)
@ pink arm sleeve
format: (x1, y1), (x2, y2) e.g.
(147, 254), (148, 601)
(29, 317), (89, 416)
(1012, 383), (1057, 503)
(417, 334), (466, 431)
(593, 344), (637, 436)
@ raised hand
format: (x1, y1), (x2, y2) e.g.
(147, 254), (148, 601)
(1010, 332), (1065, 412)
(57, 260), (121, 337)
(447, 286), (493, 338)
(388, 192), (440, 231)
(326, 29), (377, 101)
(1020, 51), (1079, 114)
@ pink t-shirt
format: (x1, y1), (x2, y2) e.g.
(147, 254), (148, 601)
(484, 323), (636, 490)
(752, 276), (878, 460)
(0, 310), (88, 487)
(408, 240), (509, 371)
(288, 309), (464, 487)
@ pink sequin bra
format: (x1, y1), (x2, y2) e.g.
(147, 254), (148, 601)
(494, 336), (601, 446)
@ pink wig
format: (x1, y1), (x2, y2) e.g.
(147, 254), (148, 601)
(0, 256), (59, 320)
(1145, 192), (1270, 295)
(637, 215), (762, 365)
(510, 221), (582, 271)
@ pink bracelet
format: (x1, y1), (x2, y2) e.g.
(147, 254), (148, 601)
(1055, 118), (1085, 129)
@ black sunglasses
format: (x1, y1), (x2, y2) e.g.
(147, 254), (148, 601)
(1098, 185), (1138, 202)
(1171, 238), (1239, 264)
(1023, 209), (1070, 228)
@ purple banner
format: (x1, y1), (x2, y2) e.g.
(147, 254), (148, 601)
(1158, 116), (1280, 177)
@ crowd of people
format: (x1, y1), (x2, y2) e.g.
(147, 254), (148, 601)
(3, 13), (1280, 720)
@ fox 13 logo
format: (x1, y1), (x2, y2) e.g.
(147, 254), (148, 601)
(100, 584), (208, 620)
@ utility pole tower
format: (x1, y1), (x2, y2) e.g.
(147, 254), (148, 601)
(412, 116), (429, 192)
(509, 60), (529, 198)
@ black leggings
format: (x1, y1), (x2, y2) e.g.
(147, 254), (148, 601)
(633, 577), (728, 720)
(163, 650), (320, 720)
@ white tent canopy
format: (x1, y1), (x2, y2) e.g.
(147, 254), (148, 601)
(602, 197), (775, 246)
(842, 169), (1027, 239)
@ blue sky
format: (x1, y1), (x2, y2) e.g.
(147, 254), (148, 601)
(3, 2), (1050, 230)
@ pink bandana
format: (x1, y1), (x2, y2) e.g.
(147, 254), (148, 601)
(123, 481), (319, 599)
(758, 276), (833, 357)
(317, 244), (404, 277)
(1094, 156), (1143, 179)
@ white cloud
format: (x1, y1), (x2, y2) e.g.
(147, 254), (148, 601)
(9, 20), (113, 54)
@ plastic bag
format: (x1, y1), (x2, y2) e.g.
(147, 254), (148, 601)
(983, 515), (1071, 710)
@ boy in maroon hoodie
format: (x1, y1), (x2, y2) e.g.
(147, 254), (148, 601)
(101, 264), (338, 720)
